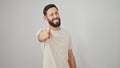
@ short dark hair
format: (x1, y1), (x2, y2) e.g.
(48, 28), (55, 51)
(43, 4), (58, 16)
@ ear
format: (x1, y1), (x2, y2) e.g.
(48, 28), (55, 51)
(43, 16), (48, 21)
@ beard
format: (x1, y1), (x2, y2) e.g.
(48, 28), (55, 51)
(47, 18), (61, 27)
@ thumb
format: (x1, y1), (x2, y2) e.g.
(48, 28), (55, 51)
(47, 28), (51, 38)
(47, 27), (50, 34)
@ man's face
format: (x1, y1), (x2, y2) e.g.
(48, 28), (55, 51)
(45, 7), (61, 27)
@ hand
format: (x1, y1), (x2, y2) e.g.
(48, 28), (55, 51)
(38, 28), (52, 42)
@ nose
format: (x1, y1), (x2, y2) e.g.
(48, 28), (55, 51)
(53, 14), (58, 18)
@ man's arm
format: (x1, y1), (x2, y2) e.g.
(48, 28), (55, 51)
(68, 49), (76, 68)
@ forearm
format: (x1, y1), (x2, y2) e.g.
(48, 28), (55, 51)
(68, 49), (76, 68)
(68, 55), (76, 68)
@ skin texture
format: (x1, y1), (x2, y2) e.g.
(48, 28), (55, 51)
(38, 7), (76, 68)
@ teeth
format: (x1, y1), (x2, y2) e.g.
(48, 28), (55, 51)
(54, 19), (58, 21)
(54, 19), (58, 20)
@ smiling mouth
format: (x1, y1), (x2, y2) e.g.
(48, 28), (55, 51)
(53, 18), (59, 23)
(53, 18), (59, 21)
(54, 19), (58, 21)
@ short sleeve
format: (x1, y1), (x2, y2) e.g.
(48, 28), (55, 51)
(68, 34), (72, 49)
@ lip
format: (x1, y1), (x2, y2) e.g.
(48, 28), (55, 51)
(54, 19), (58, 21)
(53, 19), (59, 23)
(53, 18), (59, 20)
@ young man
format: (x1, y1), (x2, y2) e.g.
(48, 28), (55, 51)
(37, 4), (76, 68)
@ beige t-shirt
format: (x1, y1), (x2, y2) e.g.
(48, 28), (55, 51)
(38, 28), (72, 68)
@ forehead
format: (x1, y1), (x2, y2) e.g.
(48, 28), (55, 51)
(47, 7), (58, 14)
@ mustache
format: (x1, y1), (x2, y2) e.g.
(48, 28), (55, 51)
(52, 18), (60, 21)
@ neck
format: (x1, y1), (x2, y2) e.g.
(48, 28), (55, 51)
(49, 25), (61, 31)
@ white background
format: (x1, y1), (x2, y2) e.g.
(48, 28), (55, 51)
(0, 0), (120, 68)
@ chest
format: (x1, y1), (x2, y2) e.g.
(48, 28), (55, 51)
(48, 31), (70, 49)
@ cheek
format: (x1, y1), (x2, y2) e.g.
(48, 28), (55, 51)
(48, 16), (54, 20)
(47, 18), (52, 22)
